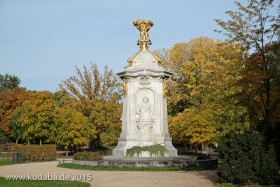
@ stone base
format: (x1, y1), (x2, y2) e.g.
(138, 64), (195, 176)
(71, 155), (198, 167)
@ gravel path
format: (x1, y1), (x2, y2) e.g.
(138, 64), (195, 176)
(0, 161), (219, 187)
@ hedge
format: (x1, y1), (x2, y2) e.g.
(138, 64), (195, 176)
(126, 144), (167, 157)
(10, 144), (56, 161)
(218, 131), (279, 185)
(73, 151), (103, 161)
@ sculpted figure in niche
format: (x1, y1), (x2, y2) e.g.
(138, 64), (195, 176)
(136, 96), (154, 142)
(136, 96), (154, 122)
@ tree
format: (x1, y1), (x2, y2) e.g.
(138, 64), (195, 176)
(0, 87), (31, 138)
(59, 63), (122, 149)
(156, 37), (249, 146)
(8, 106), (26, 144)
(54, 91), (96, 150)
(215, 0), (280, 131)
(0, 74), (21, 90)
(0, 129), (9, 144)
(169, 108), (217, 151)
(240, 41), (280, 131)
(9, 91), (58, 144)
(56, 106), (96, 150)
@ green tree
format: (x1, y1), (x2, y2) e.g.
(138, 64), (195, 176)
(0, 74), (21, 90)
(8, 106), (26, 144)
(59, 64), (122, 149)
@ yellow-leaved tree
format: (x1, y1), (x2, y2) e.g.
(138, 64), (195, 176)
(155, 37), (250, 149)
(9, 91), (57, 145)
(54, 91), (96, 150)
(59, 63), (122, 150)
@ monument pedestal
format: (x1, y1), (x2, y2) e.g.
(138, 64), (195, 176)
(113, 19), (177, 158)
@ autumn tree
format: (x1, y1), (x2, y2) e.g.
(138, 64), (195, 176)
(0, 74), (24, 142)
(59, 64), (122, 149)
(241, 41), (280, 131)
(169, 108), (217, 152)
(0, 87), (31, 139)
(54, 91), (96, 150)
(157, 37), (249, 147)
(215, 0), (280, 132)
(9, 91), (58, 145)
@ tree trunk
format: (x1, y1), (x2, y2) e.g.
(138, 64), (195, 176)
(183, 143), (187, 151)
(205, 143), (209, 155)
(265, 78), (271, 133)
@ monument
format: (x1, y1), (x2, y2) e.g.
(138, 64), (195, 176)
(113, 19), (177, 157)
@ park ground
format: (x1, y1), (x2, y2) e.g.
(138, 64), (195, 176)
(0, 160), (219, 187)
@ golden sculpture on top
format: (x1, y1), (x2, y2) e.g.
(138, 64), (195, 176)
(133, 19), (153, 49)
(127, 19), (161, 67)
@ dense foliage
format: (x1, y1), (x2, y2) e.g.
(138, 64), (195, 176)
(126, 144), (167, 157)
(218, 131), (279, 185)
(155, 37), (250, 147)
(0, 64), (121, 150)
(215, 0), (280, 132)
(59, 63), (122, 149)
(73, 151), (103, 161)
(11, 144), (56, 161)
(0, 74), (20, 90)
(214, 0), (280, 185)
(0, 87), (31, 140)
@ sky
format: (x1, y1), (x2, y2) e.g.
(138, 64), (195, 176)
(0, 0), (245, 92)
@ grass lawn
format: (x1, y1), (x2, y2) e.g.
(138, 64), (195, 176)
(0, 160), (13, 166)
(215, 183), (240, 187)
(58, 163), (217, 171)
(0, 159), (58, 166)
(214, 183), (273, 187)
(0, 177), (90, 187)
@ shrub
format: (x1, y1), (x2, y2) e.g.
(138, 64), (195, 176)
(195, 155), (211, 160)
(126, 144), (167, 157)
(0, 152), (12, 160)
(10, 144), (56, 161)
(218, 131), (279, 185)
(73, 151), (102, 161)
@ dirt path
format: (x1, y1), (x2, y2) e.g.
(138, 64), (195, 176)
(0, 161), (219, 187)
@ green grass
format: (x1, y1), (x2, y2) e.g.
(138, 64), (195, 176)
(0, 159), (13, 166)
(58, 163), (181, 171)
(0, 177), (90, 187)
(214, 183), (240, 187)
(58, 163), (217, 171)
(0, 159), (58, 166)
(214, 183), (273, 187)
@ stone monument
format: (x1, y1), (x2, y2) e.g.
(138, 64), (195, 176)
(113, 19), (177, 157)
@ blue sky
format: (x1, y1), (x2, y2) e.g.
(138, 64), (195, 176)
(0, 0), (244, 92)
